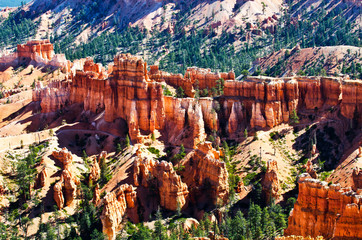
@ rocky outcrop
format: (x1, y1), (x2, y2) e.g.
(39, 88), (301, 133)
(93, 183), (100, 205)
(180, 142), (229, 205)
(70, 58), (108, 113)
(182, 218), (200, 232)
(33, 54), (362, 143)
(304, 160), (317, 179)
(285, 173), (362, 239)
(133, 157), (189, 211)
(52, 148), (80, 209)
(104, 54), (166, 143)
(1, 40), (67, 69)
(37, 168), (48, 188)
(52, 148), (73, 168)
(262, 159), (280, 203)
(100, 184), (137, 240)
(89, 157), (101, 183)
(17, 40), (54, 62)
(53, 179), (65, 209)
(149, 65), (235, 98)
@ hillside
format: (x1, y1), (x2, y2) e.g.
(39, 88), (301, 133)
(0, 0), (360, 76)
(0, 1), (361, 240)
(253, 45), (362, 78)
(0, 40), (361, 240)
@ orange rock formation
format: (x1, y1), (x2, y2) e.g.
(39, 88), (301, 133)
(52, 148), (80, 209)
(133, 157), (189, 211)
(0, 40), (67, 69)
(100, 184), (137, 240)
(37, 168), (48, 188)
(180, 142), (229, 205)
(262, 159), (280, 203)
(17, 40), (54, 61)
(93, 183), (100, 205)
(33, 55), (362, 143)
(285, 173), (362, 239)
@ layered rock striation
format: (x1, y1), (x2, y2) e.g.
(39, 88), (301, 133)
(285, 173), (362, 239)
(33, 54), (362, 143)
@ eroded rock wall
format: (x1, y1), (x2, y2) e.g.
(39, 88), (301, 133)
(33, 54), (362, 142)
(285, 173), (362, 239)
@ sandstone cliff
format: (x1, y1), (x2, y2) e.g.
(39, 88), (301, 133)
(285, 173), (362, 239)
(100, 184), (137, 240)
(33, 54), (362, 143)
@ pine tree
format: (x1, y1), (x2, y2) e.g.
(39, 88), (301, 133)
(125, 134), (130, 147)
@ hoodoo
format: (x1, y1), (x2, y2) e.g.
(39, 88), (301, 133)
(285, 173), (362, 239)
(33, 54), (362, 144)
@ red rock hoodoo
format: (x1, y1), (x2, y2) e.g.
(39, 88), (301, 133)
(285, 173), (362, 239)
(262, 159), (280, 203)
(33, 54), (362, 144)
(133, 157), (189, 211)
(180, 142), (229, 205)
(52, 148), (80, 209)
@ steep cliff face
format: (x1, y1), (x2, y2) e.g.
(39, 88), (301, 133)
(285, 173), (362, 239)
(100, 184), (137, 240)
(34, 54), (362, 143)
(51, 148), (80, 209)
(104, 54), (166, 143)
(70, 58), (108, 113)
(223, 76), (361, 130)
(133, 157), (189, 211)
(149, 65), (235, 98)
